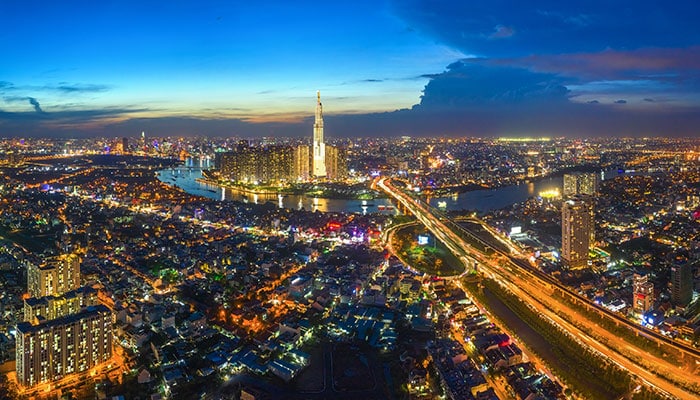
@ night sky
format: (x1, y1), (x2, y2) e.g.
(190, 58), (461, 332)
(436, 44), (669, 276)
(1, 1), (699, 138)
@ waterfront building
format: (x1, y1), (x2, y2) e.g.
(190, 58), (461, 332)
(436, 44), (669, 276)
(218, 145), (302, 184)
(294, 144), (310, 181)
(312, 91), (326, 178)
(563, 172), (598, 197)
(325, 145), (348, 181)
(215, 93), (344, 183)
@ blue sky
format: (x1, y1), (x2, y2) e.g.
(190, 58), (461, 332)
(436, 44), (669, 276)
(1, 1), (699, 137)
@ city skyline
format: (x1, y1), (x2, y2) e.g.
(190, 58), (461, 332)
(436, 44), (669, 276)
(2, 1), (700, 138)
(0, 136), (698, 399)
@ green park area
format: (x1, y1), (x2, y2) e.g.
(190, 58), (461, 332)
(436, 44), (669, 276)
(392, 223), (464, 276)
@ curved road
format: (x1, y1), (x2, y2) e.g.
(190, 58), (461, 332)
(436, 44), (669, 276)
(378, 177), (700, 399)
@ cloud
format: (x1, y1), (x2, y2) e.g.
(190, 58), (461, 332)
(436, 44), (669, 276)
(496, 47), (700, 80)
(28, 97), (44, 113)
(488, 25), (515, 39)
(3, 96), (46, 113)
(0, 106), (151, 132)
(0, 81), (111, 95)
(485, 47), (700, 110)
(2, 59), (699, 138)
(0, 110), (307, 138)
(336, 78), (386, 86)
(390, 2), (700, 129)
(322, 61), (700, 138)
(643, 98), (655, 103)
(393, 1), (700, 57)
(414, 60), (570, 110)
(536, 10), (592, 28)
(54, 83), (110, 93)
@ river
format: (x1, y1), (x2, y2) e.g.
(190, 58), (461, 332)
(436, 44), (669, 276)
(425, 177), (563, 213)
(158, 159), (621, 214)
(156, 159), (394, 214)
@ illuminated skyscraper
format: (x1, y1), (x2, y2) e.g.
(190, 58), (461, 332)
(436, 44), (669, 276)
(563, 174), (577, 197)
(218, 145), (307, 183)
(325, 145), (348, 181)
(670, 251), (693, 307)
(23, 287), (98, 323)
(17, 254), (112, 389)
(563, 172), (598, 197)
(294, 144), (310, 181)
(15, 306), (113, 388)
(633, 273), (654, 313)
(561, 197), (593, 269)
(27, 254), (81, 298)
(312, 91), (326, 178)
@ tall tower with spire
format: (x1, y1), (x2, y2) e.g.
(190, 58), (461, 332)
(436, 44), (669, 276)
(312, 91), (326, 178)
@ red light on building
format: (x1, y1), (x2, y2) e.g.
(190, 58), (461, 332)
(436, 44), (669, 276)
(327, 222), (342, 230)
(499, 338), (512, 347)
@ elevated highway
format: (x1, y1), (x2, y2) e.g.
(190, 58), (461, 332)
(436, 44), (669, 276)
(378, 177), (700, 399)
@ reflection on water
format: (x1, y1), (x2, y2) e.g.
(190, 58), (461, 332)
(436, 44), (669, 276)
(218, 186), (394, 213)
(161, 160), (622, 214)
(427, 169), (623, 213)
(162, 164), (562, 214)
(427, 177), (563, 213)
(157, 158), (394, 213)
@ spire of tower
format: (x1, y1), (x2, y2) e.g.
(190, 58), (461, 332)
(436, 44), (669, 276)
(312, 91), (326, 178)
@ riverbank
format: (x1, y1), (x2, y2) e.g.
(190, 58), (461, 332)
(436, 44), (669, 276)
(158, 166), (570, 214)
(195, 177), (386, 200)
(196, 177), (283, 195)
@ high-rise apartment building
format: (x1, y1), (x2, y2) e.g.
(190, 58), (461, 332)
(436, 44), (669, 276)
(15, 306), (113, 388)
(23, 286), (98, 323)
(325, 145), (348, 181)
(215, 93), (345, 183)
(16, 253), (112, 389)
(561, 197), (593, 269)
(27, 254), (81, 298)
(563, 172), (598, 197)
(670, 252), (693, 307)
(632, 273), (654, 313)
(218, 145), (303, 183)
(294, 144), (310, 181)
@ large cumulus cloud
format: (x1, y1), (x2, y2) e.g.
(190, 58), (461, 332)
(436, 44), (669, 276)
(393, 0), (700, 57)
(376, 1), (700, 137)
(415, 60), (570, 109)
